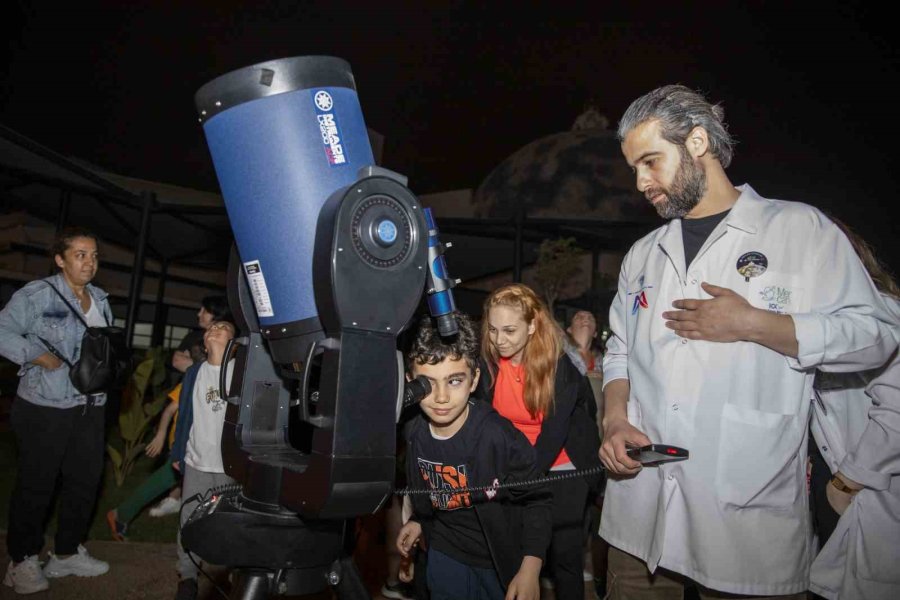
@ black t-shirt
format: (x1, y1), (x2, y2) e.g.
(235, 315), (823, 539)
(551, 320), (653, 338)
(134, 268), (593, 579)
(177, 329), (206, 364)
(413, 402), (493, 569)
(681, 210), (730, 269)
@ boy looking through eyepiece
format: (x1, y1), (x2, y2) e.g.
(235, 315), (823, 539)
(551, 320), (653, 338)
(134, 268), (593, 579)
(396, 312), (551, 600)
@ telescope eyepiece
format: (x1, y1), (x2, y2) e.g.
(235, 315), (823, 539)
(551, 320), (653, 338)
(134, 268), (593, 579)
(435, 313), (459, 337)
(403, 375), (432, 408)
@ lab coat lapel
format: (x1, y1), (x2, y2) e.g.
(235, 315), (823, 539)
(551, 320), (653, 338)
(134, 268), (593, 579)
(657, 219), (687, 284)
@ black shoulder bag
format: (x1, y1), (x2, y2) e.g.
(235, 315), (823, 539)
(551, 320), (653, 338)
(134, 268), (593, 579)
(37, 283), (130, 395)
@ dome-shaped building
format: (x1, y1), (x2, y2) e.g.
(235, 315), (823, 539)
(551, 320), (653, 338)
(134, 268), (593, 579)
(450, 109), (658, 320)
(472, 109), (654, 222)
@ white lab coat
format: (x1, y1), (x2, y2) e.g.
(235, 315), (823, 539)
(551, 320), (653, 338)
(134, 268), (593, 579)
(600, 185), (899, 596)
(809, 296), (900, 600)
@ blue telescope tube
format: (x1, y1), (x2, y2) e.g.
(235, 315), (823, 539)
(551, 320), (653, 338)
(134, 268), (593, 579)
(196, 56), (374, 328)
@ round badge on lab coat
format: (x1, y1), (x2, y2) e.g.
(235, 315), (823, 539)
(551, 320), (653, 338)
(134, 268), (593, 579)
(736, 252), (768, 281)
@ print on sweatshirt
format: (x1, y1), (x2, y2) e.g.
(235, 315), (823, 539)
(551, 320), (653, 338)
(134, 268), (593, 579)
(417, 458), (472, 510)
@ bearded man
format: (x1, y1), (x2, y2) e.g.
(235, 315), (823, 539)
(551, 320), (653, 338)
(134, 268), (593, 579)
(598, 85), (899, 599)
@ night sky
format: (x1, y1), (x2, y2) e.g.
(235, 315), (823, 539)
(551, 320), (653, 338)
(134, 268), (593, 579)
(2, 2), (897, 272)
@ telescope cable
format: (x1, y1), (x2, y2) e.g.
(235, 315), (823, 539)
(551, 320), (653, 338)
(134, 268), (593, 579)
(393, 464), (607, 496)
(180, 483), (247, 600)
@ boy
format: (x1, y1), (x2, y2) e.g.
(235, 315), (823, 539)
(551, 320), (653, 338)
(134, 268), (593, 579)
(169, 320), (236, 600)
(396, 313), (551, 600)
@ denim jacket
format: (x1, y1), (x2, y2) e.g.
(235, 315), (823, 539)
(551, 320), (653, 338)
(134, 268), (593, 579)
(0, 273), (113, 408)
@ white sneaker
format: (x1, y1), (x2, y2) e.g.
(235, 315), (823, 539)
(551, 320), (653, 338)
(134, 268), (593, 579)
(43, 545), (109, 578)
(149, 496), (181, 517)
(3, 556), (50, 594)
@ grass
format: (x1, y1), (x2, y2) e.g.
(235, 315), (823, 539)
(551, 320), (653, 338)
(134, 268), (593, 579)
(0, 427), (179, 544)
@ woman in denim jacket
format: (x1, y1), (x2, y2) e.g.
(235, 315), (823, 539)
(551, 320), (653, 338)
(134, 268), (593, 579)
(0, 227), (112, 594)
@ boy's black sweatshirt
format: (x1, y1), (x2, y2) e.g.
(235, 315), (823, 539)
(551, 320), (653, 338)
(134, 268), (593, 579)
(405, 399), (552, 587)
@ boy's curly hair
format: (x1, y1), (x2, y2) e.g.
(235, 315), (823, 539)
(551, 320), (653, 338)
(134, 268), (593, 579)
(407, 311), (479, 374)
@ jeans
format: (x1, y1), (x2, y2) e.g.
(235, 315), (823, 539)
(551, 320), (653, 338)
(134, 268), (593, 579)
(177, 464), (234, 579)
(426, 548), (505, 600)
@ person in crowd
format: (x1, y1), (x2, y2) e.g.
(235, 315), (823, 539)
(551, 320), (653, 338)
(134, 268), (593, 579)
(169, 320), (237, 600)
(565, 310), (603, 380)
(397, 312), (551, 600)
(599, 84), (899, 598)
(171, 295), (232, 374)
(0, 227), (112, 594)
(479, 284), (602, 599)
(382, 494), (416, 600)
(380, 414), (419, 600)
(149, 295), (231, 520)
(106, 382), (182, 540)
(808, 219), (900, 600)
(564, 309), (607, 598)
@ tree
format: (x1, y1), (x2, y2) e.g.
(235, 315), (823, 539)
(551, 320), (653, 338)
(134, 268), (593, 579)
(533, 237), (584, 314)
(106, 347), (168, 486)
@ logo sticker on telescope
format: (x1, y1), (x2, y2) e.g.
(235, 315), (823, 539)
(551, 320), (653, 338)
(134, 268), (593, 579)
(311, 90), (347, 167)
(243, 260), (274, 317)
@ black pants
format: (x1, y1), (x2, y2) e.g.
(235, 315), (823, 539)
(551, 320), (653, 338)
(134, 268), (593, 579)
(7, 398), (106, 561)
(548, 475), (590, 599)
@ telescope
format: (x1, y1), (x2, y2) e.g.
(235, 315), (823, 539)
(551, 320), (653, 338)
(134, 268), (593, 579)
(182, 56), (457, 599)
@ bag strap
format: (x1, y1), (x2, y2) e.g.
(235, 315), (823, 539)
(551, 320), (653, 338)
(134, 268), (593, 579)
(45, 281), (110, 327)
(35, 334), (74, 367)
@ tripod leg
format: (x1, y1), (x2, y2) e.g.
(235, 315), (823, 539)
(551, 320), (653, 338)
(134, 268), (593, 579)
(333, 555), (371, 600)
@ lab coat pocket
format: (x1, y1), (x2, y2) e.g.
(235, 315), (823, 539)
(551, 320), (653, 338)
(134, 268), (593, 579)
(853, 489), (900, 583)
(717, 404), (800, 510)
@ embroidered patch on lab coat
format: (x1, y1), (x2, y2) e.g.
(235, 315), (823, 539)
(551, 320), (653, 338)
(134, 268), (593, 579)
(757, 285), (793, 314)
(736, 252), (768, 281)
(628, 275), (653, 315)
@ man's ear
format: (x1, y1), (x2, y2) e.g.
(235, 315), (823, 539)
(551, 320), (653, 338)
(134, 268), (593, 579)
(54, 254), (65, 270)
(470, 367), (481, 392)
(405, 372), (414, 383)
(687, 126), (709, 159)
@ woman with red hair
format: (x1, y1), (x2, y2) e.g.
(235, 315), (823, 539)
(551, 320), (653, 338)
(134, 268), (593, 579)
(478, 283), (601, 599)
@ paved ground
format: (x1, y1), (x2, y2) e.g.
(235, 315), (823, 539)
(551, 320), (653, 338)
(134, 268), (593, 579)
(0, 533), (602, 599)
(0, 537), (183, 600)
(0, 534), (361, 600)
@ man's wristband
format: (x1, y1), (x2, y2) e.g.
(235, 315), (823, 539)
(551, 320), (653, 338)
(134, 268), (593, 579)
(830, 476), (859, 496)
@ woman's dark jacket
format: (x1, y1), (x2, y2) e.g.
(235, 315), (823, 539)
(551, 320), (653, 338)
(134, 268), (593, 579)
(476, 354), (602, 480)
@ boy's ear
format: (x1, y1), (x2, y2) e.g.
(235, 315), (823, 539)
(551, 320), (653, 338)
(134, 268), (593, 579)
(469, 367), (481, 392)
(405, 372), (414, 382)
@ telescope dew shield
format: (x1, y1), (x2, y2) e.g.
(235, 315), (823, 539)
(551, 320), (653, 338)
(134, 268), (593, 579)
(196, 56), (375, 358)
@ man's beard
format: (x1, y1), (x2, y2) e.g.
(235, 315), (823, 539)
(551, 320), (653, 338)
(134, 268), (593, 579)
(647, 150), (707, 219)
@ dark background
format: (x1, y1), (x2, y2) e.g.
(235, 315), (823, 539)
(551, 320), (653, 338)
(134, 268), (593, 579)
(2, 2), (897, 272)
